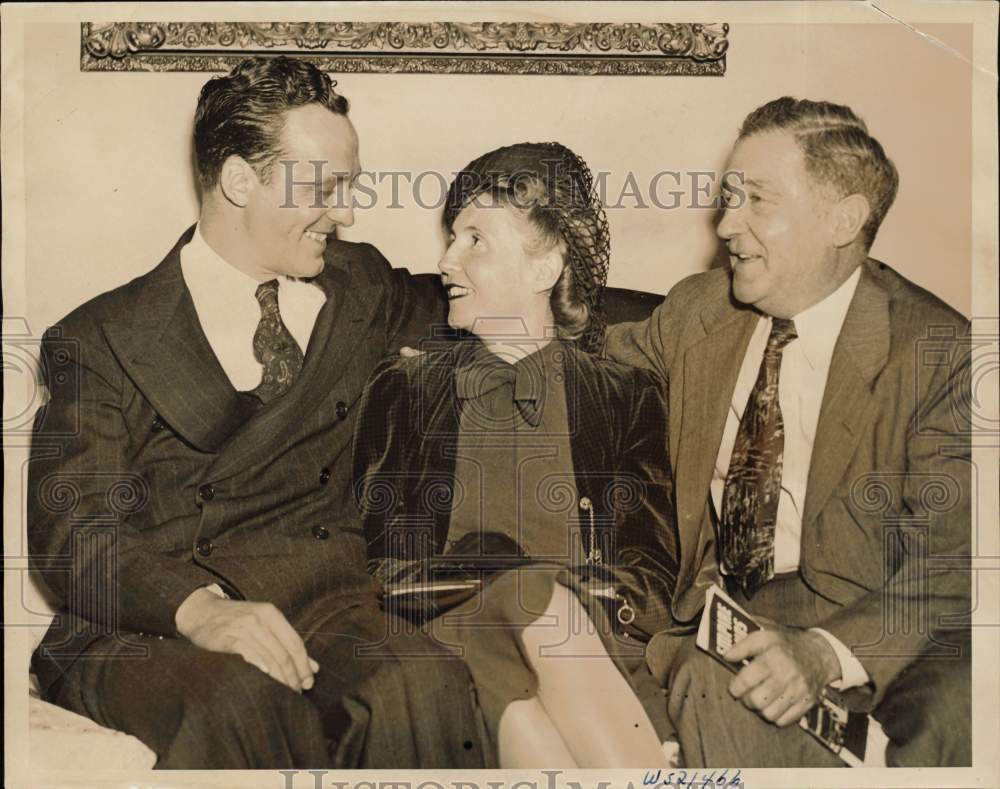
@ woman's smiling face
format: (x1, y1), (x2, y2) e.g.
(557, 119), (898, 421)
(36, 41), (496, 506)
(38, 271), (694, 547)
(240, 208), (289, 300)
(437, 193), (554, 337)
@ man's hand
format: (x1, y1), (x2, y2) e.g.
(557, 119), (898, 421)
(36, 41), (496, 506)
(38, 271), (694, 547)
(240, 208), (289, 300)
(724, 627), (841, 727)
(175, 588), (319, 692)
(398, 346), (425, 358)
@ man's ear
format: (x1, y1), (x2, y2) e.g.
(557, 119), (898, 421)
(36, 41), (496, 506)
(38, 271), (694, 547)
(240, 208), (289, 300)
(218, 156), (255, 208)
(830, 193), (871, 248)
(534, 246), (566, 294)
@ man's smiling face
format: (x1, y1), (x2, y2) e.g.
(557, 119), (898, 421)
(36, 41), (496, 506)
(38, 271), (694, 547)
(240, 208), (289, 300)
(718, 130), (842, 318)
(243, 104), (360, 280)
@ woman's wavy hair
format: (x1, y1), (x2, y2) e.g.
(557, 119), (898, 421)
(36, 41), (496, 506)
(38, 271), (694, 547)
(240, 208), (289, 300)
(443, 142), (610, 353)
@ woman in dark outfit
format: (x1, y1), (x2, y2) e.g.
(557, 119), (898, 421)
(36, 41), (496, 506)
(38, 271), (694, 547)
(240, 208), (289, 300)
(353, 142), (680, 767)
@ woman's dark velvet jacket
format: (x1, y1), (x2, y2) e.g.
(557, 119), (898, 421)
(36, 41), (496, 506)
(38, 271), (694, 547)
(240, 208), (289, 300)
(352, 338), (680, 640)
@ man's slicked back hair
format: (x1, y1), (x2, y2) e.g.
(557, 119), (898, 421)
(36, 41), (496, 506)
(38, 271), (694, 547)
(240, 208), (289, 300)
(193, 56), (348, 190)
(738, 97), (899, 249)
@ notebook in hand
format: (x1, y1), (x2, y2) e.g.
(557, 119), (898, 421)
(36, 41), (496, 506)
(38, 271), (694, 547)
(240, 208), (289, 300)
(695, 584), (889, 767)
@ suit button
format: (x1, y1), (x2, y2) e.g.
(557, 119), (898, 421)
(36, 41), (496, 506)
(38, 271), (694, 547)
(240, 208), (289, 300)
(198, 484), (215, 502)
(336, 401), (349, 420)
(312, 525), (330, 540)
(196, 538), (213, 557)
(319, 467), (331, 485)
(151, 415), (166, 432)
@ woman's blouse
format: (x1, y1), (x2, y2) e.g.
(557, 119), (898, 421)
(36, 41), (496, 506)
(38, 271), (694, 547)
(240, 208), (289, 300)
(447, 339), (588, 564)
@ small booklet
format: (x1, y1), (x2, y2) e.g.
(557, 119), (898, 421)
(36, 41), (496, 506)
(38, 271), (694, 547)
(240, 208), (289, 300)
(695, 584), (889, 767)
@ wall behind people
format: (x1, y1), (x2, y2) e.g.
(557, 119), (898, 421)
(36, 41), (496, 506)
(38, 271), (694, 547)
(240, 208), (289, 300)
(23, 20), (972, 335)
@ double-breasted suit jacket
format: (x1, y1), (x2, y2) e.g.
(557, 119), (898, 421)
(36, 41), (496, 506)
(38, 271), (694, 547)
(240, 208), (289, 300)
(28, 225), (449, 694)
(606, 258), (971, 704)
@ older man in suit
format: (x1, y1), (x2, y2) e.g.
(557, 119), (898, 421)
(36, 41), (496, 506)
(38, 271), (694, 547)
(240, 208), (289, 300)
(606, 97), (971, 767)
(28, 56), (482, 769)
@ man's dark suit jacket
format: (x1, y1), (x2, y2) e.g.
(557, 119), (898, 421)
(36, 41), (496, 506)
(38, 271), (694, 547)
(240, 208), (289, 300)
(28, 226), (448, 695)
(606, 258), (972, 705)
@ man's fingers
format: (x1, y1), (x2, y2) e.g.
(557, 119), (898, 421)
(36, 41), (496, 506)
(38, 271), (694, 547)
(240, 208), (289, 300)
(755, 685), (799, 721)
(260, 606), (314, 688)
(181, 598), (317, 692)
(724, 629), (772, 663)
(743, 677), (784, 712)
(244, 627), (303, 691)
(233, 641), (277, 682)
(773, 697), (814, 728)
(728, 652), (770, 698)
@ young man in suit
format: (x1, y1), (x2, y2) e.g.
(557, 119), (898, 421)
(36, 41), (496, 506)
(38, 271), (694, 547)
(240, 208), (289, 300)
(606, 97), (971, 767)
(28, 56), (483, 769)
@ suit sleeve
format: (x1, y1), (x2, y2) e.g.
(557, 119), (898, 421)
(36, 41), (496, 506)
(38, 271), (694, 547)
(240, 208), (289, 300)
(818, 326), (972, 703)
(603, 293), (678, 379)
(28, 325), (220, 638)
(361, 243), (449, 352)
(606, 372), (681, 641)
(352, 356), (414, 563)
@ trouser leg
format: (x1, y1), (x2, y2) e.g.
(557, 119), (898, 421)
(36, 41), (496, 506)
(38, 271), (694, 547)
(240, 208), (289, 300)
(874, 629), (971, 767)
(297, 595), (486, 769)
(45, 635), (328, 769)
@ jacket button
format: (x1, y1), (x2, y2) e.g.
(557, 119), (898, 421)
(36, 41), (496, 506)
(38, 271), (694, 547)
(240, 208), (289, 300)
(198, 484), (215, 502)
(319, 467), (331, 485)
(336, 401), (349, 420)
(151, 415), (166, 432)
(312, 525), (330, 540)
(196, 538), (213, 557)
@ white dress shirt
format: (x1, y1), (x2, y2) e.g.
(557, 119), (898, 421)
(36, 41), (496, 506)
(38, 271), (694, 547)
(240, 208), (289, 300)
(180, 225), (327, 391)
(710, 266), (868, 688)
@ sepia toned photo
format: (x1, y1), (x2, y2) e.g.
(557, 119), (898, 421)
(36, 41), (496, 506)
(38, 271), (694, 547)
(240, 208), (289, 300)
(3, 3), (998, 789)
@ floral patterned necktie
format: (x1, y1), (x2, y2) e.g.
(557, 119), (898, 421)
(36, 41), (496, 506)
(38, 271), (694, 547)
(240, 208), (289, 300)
(250, 280), (304, 403)
(719, 317), (798, 598)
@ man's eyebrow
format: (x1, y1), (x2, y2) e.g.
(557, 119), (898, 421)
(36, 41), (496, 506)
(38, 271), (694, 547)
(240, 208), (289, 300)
(318, 168), (361, 187)
(721, 173), (774, 190)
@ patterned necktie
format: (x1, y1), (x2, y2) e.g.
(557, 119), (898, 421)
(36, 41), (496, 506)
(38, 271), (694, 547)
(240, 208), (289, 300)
(250, 280), (304, 403)
(719, 317), (798, 598)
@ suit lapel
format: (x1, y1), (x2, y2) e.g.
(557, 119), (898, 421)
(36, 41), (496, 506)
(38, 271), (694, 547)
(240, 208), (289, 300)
(668, 296), (758, 621)
(102, 228), (250, 453)
(207, 261), (385, 480)
(675, 299), (758, 561)
(801, 262), (890, 529)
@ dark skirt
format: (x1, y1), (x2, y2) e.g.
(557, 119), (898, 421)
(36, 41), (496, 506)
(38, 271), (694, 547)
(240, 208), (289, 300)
(428, 563), (672, 765)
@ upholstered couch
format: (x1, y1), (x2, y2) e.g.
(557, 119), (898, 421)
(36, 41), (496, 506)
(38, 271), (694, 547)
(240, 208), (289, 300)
(23, 277), (665, 771)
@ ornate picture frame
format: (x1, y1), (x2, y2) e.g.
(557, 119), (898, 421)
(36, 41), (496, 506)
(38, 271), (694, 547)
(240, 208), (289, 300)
(80, 22), (729, 75)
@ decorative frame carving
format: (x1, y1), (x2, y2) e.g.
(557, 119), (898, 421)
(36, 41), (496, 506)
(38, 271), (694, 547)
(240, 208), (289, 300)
(80, 22), (728, 75)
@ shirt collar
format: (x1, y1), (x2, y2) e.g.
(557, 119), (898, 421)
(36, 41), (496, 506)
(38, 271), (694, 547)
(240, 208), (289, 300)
(184, 224), (264, 295)
(787, 266), (862, 371)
